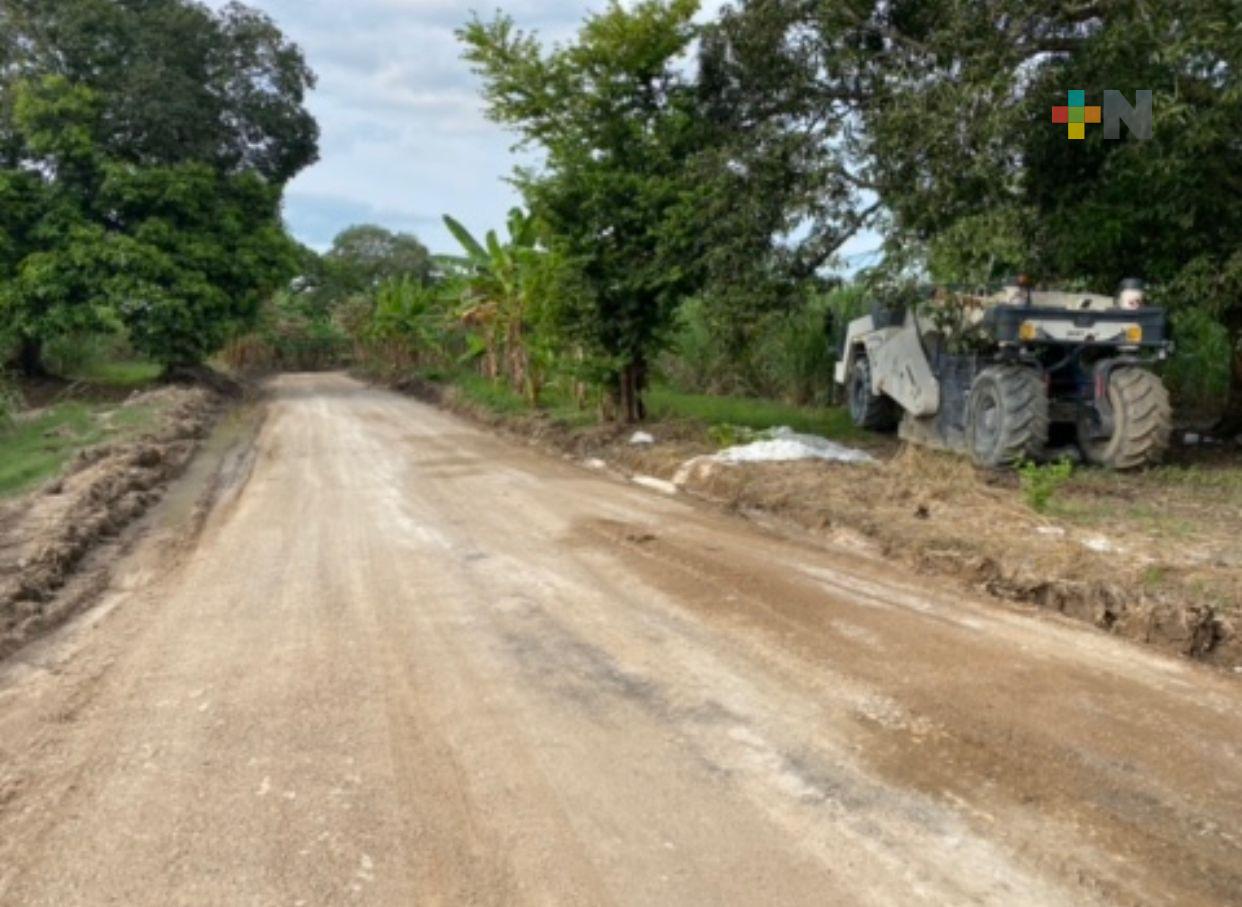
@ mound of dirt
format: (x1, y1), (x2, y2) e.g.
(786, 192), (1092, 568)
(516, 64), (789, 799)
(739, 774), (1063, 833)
(0, 386), (222, 660)
(655, 449), (1239, 668)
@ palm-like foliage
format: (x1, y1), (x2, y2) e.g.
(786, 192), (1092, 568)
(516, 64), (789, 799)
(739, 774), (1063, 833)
(441, 208), (556, 402)
(366, 276), (454, 373)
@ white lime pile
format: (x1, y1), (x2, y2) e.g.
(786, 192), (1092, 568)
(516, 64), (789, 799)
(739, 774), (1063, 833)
(712, 426), (873, 465)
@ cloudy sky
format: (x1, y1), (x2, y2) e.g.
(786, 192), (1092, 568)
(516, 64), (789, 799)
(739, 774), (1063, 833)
(206, 0), (879, 267)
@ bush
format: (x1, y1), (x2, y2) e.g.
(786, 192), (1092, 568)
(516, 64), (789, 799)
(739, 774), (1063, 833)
(221, 292), (352, 374)
(41, 331), (125, 377)
(1019, 458), (1074, 513)
(0, 378), (19, 432)
(662, 286), (868, 405)
(1164, 308), (1231, 419)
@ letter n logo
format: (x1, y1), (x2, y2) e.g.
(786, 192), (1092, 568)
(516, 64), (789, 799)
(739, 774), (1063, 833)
(1103, 90), (1153, 140)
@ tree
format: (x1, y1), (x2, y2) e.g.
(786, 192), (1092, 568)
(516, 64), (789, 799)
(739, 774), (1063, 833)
(0, 77), (299, 370)
(0, 0), (319, 183)
(844, 0), (1241, 423)
(0, 0), (318, 375)
(691, 0), (878, 357)
(696, 0), (1242, 425)
(441, 208), (575, 402)
(460, 0), (707, 421)
(324, 225), (434, 296)
(97, 163), (299, 366)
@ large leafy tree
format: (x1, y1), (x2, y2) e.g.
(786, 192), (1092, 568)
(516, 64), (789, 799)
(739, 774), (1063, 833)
(0, 78), (298, 368)
(697, 0), (1241, 423)
(325, 226), (434, 296)
(0, 0), (318, 374)
(692, 0), (878, 355)
(0, 0), (319, 182)
(294, 225), (436, 324)
(460, 0), (707, 421)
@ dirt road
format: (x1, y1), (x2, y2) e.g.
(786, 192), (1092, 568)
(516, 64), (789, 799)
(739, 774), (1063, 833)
(1, 373), (1239, 906)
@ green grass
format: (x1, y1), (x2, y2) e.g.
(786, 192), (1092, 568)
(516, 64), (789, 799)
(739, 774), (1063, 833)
(0, 400), (163, 497)
(64, 359), (163, 387)
(451, 372), (530, 415)
(440, 373), (863, 440)
(442, 371), (598, 429)
(646, 386), (863, 440)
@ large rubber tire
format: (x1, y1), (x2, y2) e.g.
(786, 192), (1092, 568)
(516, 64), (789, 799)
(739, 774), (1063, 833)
(1078, 367), (1172, 470)
(848, 356), (898, 431)
(966, 365), (1049, 468)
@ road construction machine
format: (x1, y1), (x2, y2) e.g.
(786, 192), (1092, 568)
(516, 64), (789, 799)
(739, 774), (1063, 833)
(834, 279), (1173, 469)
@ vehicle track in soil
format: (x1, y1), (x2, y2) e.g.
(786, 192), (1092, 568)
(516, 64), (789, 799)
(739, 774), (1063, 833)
(0, 372), (1239, 906)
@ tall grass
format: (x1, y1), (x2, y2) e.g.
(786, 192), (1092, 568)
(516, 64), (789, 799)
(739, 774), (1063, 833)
(661, 286), (869, 405)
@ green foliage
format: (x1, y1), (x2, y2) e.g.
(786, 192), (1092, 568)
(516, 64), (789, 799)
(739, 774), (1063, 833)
(460, 0), (707, 420)
(365, 276), (456, 373)
(706, 423), (762, 448)
(438, 208), (582, 404)
(1019, 459), (1075, 513)
(0, 76), (301, 369)
(223, 288), (355, 374)
(663, 286), (866, 404)
(0, 378), (19, 432)
(691, 0), (878, 324)
(312, 226), (434, 309)
(451, 371), (530, 416)
(647, 386), (862, 441)
(688, 0), (1242, 425)
(0, 0), (318, 182)
(0, 0), (317, 377)
(40, 331), (158, 386)
(1165, 308), (1231, 414)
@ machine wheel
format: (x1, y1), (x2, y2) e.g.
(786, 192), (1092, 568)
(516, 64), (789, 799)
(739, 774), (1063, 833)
(1078, 367), (1171, 470)
(848, 356), (898, 431)
(966, 365), (1049, 468)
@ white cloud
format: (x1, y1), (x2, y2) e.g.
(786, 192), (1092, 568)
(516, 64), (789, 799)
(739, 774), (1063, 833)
(212, 0), (881, 270)
(201, 0), (591, 252)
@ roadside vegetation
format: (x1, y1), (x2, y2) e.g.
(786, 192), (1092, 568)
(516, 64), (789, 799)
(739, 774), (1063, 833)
(255, 0), (1237, 445)
(0, 397), (170, 497)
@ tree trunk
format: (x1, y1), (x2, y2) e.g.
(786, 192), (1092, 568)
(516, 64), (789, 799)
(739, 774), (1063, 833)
(614, 355), (648, 423)
(15, 336), (46, 378)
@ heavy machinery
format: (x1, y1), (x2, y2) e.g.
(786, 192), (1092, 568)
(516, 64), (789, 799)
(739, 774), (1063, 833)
(833, 279), (1174, 469)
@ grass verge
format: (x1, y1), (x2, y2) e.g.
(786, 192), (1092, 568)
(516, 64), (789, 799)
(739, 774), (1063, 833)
(440, 373), (861, 441)
(0, 399), (165, 497)
(646, 387), (863, 441)
(64, 359), (163, 387)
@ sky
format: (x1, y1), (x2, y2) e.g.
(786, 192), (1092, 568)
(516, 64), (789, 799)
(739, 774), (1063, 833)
(206, 0), (879, 267)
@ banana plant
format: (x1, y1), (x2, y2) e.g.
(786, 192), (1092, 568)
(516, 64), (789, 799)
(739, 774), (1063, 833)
(441, 208), (549, 401)
(368, 275), (455, 371)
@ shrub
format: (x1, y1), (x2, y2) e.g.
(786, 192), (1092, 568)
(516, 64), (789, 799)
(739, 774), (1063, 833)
(663, 285), (869, 405)
(0, 376), (20, 432)
(1018, 458), (1074, 513)
(1164, 308), (1231, 419)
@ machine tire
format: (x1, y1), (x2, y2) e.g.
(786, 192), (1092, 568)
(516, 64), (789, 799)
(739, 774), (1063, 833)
(1078, 367), (1171, 470)
(848, 356), (898, 431)
(966, 365), (1049, 468)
